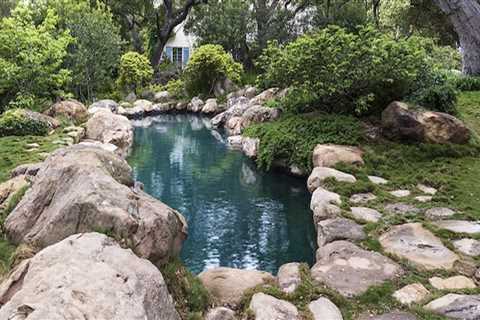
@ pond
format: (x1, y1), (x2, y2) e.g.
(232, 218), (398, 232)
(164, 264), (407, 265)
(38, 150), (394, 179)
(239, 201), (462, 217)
(128, 114), (316, 274)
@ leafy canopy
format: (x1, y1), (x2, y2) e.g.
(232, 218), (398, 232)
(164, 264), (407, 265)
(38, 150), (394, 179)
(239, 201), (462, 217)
(0, 5), (72, 113)
(117, 52), (154, 93)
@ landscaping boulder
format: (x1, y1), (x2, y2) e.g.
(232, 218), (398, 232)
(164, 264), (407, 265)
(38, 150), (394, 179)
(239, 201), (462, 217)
(0, 175), (28, 211)
(312, 144), (364, 168)
(10, 162), (42, 179)
(242, 137), (260, 158)
(154, 91), (171, 103)
(379, 223), (459, 270)
(350, 207), (382, 223)
(46, 99), (88, 123)
(202, 98), (220, 114)
(317, 218), (365, 247)
(205, 307), (236, 320)
(311, 241), (403, 297)
(249, 293), (299, 320)
(198, 267), (274, 308)
(86, 109), (133, 158)
(381, 101), (470, 144)
(309, 297), (343, 320)
(0, 233), (180, 320)
(89, 99), (119, 113)
(277, 263), (302, 294)
(424, 294), (480, 319)
(249, 88), (279, 105)
(310, 187), (342, 224)
(4, 144), (187, 267)
(188, 97), (205, 112)
(307, 167), (356, 193)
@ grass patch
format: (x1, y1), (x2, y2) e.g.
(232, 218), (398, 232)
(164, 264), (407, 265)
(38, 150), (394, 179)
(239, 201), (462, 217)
(160, 258), (210, 319)
(457, 91), (480, 141)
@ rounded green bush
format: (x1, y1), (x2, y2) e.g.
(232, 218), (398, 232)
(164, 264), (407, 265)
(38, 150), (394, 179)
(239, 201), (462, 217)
(183, 44), (243, 96)
(0, 109), (50, 137)
(257, 25), (431, 115)
(117, 52), (154, 93)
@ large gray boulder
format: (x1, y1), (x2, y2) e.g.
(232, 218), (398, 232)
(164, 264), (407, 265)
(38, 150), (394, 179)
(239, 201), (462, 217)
(311, 241), (403, 297)
(85, 109), (134, 158)
(312, 145), (364, 168)
(379, 223), (459, 271)
(382, 101), (470, 144)
(277, 263), (302, 294)
(198, 267), (274, 308)
(89, 99), (119, 113)
(0, 233), (180, 320)
(4, 144), (187, 267)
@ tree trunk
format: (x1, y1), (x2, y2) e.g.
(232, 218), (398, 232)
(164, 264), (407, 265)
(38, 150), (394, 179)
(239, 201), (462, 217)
(433, 0), (480, 75)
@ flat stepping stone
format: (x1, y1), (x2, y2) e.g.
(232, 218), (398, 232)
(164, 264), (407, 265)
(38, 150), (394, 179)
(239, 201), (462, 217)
(424, 294), (480, 319)
(425, 207), (456, 220)
(384, 203), (421, 216)
(249, 293), (299, 320)
(277, 263), (301, 294)
(357, 312), (417, 320)
(453, 239), (480, 257)
(433, 220), (480, 235)
(311, 240), (403, 297)
(309, 297), (343, 320)
(350, 193), (377, 204)
(368, 176), (388, 185)
(415, 196), (432, 203)
(307, 167), (356, 193)
(317, 218), (365, 247)
(417, 184), (437, 195)
(393, 283), (429, 305)
(390, 190), (411, 198)
(379, 223), (459, 270)
(429, 276), (476, 290)
(351, 207), (382, 223)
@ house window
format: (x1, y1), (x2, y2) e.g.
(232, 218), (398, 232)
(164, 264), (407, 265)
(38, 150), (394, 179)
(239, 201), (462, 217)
(172, 47), (183, 66)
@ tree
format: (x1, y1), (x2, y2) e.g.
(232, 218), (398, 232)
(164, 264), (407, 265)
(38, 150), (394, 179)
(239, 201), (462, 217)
(433, 0), (480, 75)
(0, 0), (17, 18)
(0, 5), (73, 112)
(186, 0), (313, 68)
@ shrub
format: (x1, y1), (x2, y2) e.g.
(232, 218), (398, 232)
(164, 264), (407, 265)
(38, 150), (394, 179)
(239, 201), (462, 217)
(117, 52), (154, 93)
(412, 83), (458, 114)
(0, 109), (50, 137)
(183, 44), (243, 96)
(257, 25), (430, 115)
(243, 114), (362, 171)
(166, 79), (186, 99)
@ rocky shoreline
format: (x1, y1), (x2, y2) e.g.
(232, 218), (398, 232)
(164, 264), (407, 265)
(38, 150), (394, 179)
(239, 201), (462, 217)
(0, 88), (478, 320)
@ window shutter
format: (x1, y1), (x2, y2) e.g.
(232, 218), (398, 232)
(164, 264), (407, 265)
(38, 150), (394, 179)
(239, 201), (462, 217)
(165, 47), (173, 62)
(182, 47), (190, 66)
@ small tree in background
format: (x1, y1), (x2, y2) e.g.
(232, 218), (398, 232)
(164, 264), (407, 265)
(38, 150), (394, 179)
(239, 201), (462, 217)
(183, 44), (243, 97)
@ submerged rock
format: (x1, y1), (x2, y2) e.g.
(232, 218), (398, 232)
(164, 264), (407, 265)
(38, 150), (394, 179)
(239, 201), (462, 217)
(424, 294), (480, 319)
(311, 241), (402, 297)
(379, 223), (459, 270)
(85, 109), (133, 158)
(0, 233), (180, 320)
(4, 144), (187, 266)
(199, 267), (274, 308)
(249, 293), (299, 320)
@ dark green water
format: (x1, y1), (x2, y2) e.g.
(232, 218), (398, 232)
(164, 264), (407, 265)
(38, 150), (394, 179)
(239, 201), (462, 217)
(128, 114), (316, 274)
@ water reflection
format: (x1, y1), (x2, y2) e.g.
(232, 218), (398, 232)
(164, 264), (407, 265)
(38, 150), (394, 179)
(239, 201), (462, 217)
(128, 114), (316, 274)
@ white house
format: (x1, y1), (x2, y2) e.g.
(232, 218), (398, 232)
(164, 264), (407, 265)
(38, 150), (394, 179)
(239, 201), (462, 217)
(163, 22), (196, 68)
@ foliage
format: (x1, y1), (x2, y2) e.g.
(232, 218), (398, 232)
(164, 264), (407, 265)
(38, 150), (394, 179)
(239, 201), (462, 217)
(34, 0), (123, 102)
(183, 44), (243, 96)
(166, 79), (186, 99)
(0, 5), (73, 114)
(257, 26), (430, 115)
(412, 83), (458, 114)
(117, 52), (154, 93)
(243, 113), (362, 171)
(457, 91), (480, 142)
(0, 109), (50, 137)
(1, 185), (28, 227)
(454, 76), (480, 92)
(160, 258), (210, 318)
